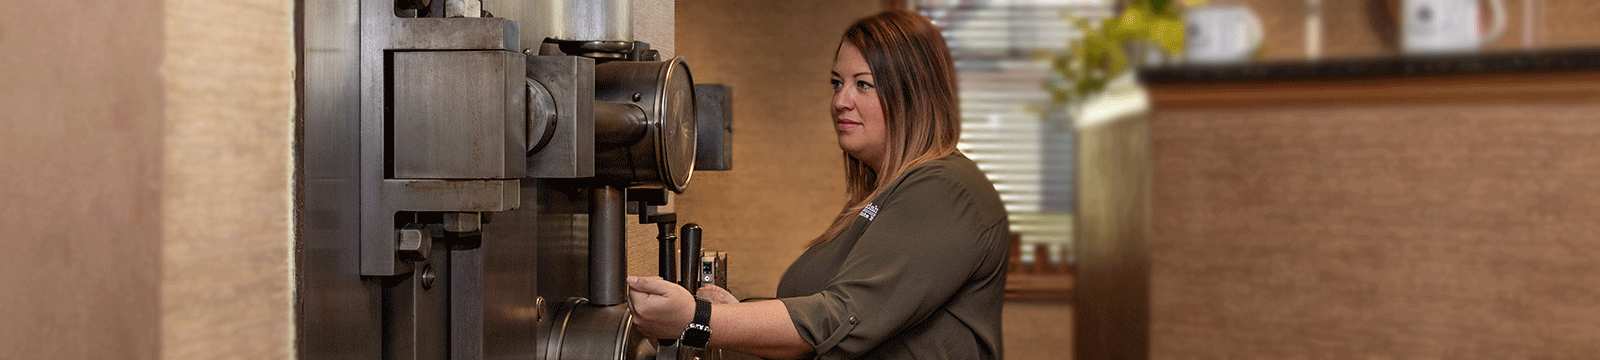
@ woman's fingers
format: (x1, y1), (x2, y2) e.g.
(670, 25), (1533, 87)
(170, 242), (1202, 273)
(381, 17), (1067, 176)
(696, 284), (738, 304)
(625, 276), (672, 296)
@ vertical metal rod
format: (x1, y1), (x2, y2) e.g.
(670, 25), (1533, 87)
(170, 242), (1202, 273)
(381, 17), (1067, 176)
(658, 221), (678, 284)
(679, 223), (702, 295)
(589, 185), (626, 306)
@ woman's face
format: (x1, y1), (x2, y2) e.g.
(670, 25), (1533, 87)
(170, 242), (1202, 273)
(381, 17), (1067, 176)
(831, 43), (887, 169)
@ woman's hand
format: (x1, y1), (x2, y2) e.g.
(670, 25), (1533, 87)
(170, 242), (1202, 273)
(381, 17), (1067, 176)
(696, 284), (739, 305)
(625, 276), (695, 340)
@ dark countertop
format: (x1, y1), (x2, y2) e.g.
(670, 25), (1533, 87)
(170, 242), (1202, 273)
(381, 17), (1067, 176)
(1139, 48), (1600, 85)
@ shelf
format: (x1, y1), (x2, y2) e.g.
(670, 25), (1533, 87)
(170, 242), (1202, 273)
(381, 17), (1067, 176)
(1138, 48), (1600, 109)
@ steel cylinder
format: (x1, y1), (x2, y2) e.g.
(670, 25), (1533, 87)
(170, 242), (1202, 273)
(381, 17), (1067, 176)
(594, 101), (648, 150)
(588, 186), (627, 306)
(592, 57), (698, 192)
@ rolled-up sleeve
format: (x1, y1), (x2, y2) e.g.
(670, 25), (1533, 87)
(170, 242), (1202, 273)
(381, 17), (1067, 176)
(779, 167), (998, 358)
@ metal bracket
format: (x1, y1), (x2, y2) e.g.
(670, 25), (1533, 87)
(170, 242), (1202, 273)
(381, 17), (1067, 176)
(524, 55), (597, 179)
(360, 0), (524, 276)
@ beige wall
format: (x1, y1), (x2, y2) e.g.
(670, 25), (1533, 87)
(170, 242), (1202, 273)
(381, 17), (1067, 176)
(0, 1), (164, 358)
(161, 0), (296, 359)
(0, 0), (296, 358)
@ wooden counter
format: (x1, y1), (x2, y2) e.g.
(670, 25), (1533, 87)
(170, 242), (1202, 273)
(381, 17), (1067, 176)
(1134, 50), (1600, 358)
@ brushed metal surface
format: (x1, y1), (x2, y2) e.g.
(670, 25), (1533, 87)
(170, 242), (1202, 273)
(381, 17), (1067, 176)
(358, 0), (523, 276)
(299, 0), (381, 357)
(520, 0), (634, 43)
(525, 55), (598, 179)
(392, 50), (527, 180)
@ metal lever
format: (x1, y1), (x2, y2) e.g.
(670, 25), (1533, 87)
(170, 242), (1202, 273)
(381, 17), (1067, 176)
(679, 223), (702, 294)
(657, 222), (679, 284)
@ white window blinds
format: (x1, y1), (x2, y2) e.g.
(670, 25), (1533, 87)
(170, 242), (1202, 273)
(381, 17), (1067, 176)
(919, 0), (1112, 265)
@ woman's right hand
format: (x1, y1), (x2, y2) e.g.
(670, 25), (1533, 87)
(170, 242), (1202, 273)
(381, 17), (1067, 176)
(696, 284), (739, 305)
(626, 276), (695, 340)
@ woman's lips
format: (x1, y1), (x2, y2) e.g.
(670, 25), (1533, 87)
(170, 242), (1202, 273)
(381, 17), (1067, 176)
(836, 119), (862, 131)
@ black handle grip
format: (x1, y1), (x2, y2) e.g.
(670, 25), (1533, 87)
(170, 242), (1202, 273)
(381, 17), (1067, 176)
(680, 223), (702, 295)
(657, 221), (678, 284)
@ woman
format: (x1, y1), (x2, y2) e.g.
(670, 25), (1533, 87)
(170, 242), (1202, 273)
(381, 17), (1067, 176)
(627, 10), (1009, 359)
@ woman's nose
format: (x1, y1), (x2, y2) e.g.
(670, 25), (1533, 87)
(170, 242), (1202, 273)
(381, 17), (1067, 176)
(832, 90), (853, 112)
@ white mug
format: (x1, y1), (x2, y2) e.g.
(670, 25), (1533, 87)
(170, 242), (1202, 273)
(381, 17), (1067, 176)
(1402, 0), (1507, 54)
(1184, 5), (1264, 65)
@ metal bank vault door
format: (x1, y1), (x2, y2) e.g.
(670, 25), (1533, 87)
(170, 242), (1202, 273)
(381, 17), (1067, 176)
(298, 0), (733, 359)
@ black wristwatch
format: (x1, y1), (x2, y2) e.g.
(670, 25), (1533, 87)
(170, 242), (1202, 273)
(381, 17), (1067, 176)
(680, 299), (713, 350)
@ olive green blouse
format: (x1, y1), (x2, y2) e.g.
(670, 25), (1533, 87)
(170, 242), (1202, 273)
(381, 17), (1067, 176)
(777, 154), (1010, 359)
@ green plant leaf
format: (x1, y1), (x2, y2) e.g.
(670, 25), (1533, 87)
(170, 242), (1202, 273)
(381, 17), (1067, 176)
(1147, 17), (1187, 55)
(1149, 0), (1173, 13)
(1115, 7), (1151, 39)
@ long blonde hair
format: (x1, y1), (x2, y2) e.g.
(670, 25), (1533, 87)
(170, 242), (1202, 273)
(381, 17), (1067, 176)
(811, 10), (962, 246)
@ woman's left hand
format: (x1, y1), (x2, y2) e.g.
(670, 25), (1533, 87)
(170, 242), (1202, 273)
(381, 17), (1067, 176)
(625, 276), (696, 340)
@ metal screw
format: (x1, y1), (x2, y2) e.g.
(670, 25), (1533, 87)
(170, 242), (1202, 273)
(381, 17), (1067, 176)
(420, 265), (436, 289)
(631, 92), (642, 102)
(534, 296), (547, 321)
(397, 225), (431, 262)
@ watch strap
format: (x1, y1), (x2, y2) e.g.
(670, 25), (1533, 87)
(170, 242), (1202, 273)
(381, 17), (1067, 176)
(681, 299), (713, 349)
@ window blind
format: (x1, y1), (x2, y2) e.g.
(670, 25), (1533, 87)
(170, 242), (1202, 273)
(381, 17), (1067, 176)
(919, 0), (1112, 265)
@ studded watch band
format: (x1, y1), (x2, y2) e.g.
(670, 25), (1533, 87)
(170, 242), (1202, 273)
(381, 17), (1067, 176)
(681, 299), (713, 350)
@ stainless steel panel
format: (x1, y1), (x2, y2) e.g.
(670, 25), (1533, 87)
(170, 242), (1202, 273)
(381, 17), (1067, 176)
(466, 179), (547, 359)
(383, 251), (452, 360)
(392, 50), (527, 180)
(534, 180), (591, 301)
(299, 0), (382, 357)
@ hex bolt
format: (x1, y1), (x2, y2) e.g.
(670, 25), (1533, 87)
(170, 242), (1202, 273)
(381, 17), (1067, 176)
(443, 212), (482, 233)
(420, 265), (436, 290)
(397, 224), (431, 262)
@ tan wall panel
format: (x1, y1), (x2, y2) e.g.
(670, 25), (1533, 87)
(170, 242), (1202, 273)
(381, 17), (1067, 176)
(0, 1), (164, 358)
(1150, 102), (1600, 358)
(161, 0), (296, 359)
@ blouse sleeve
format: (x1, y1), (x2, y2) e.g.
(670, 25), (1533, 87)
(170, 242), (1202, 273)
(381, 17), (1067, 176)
(778, 167), (1004, 358)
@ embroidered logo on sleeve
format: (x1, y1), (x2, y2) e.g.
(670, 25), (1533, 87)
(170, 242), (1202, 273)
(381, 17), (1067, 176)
(858, 203), (879, 221)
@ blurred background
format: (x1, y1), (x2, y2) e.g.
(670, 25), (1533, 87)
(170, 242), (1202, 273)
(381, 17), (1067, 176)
(3, 0), (1597, 359)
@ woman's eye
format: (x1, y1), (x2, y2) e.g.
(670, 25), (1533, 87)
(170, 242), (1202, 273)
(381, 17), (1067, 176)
(830, 79), (843, 90)
(856, 81), (874, 90)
